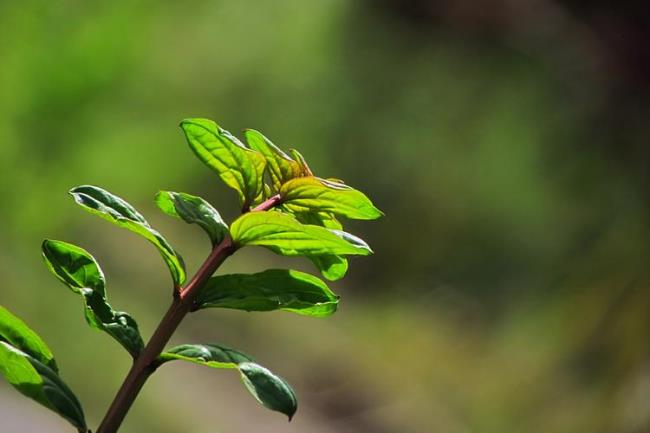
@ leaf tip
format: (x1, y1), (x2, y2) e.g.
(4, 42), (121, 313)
(179, 118), (217, 133)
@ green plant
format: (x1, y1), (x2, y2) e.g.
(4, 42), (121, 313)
(0, 118), (383, 433)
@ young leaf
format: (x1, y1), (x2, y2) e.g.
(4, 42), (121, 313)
(230, 211), (372, 257)
(159, 343), (297, 419)
(244, 129), (302, 189)
(289, 149), (313, 176)
(294, 211), (348, 281)
(0, 307), (87, 432)
(0, 306), (57, 372)
(69, 185), (186, 286)
(195, 269), (338, 317)
(155, 191), (229, 246)
(281, 177), (383, 220)
(42, 240), (145, 358)
(180, 119), (266, 208)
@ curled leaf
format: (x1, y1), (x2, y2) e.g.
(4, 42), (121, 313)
(159, 343), (297, 419)
(155, 191), (229, 246)
(69, 185), (186, 286)
(42, 240), (144, 358)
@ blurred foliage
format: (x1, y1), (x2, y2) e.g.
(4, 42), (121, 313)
(1, 0), (650, 432)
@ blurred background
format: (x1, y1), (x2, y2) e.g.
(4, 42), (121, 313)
(2, 0), (650, 432)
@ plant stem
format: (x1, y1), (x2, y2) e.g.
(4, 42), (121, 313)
(250, 194), (281, 212)
(95, 237), (235, 433)
(95, 196), (281, 433)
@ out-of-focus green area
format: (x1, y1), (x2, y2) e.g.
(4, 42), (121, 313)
(2, 1), (650, 432)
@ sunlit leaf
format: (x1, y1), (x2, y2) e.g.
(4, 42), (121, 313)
(69, 185), (186, 286)
(244, 129), (302, 189)
(155, 191), (229, 246)
(293, 211), (348, 281)
(42, 240), (144, 358)
(0, 306), (57, 372)
(159, 343), (297, 419)
(0, 307), (86, 432)
(281, 176), (383, 220)
(195, 269), (338, 317)
(180, 118), (266, 208)
(289, 149), (313, 176)
(230, 211), (372, 257)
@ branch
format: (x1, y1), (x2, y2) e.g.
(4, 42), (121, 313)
(95, 194), (283, 433)
(95, 238), (234, 433)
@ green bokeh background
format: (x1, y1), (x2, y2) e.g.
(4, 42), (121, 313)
(2, 1), (650, 432)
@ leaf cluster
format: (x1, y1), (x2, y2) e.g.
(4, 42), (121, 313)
(0, 118), (382, 432)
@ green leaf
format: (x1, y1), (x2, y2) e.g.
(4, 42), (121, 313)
(42, 240), (144, 358)
(281, 176), (383, 220)
(159, 343), (297, 419)
(180, 118), (266, 208)
(0, 308), (86, 432)
(309, 254), (348, 281)
(244, 129), (302, 189)
(230, 211), (372, 257)
(0, 306), (57, 372)
(293, 211), (348, 281)
(289, 149), (313, 176)
(195, 269), (338, 317)
(155, 191), (229, 246)
(69, 185), (186, 286)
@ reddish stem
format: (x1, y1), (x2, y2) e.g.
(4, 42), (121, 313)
(250, 194), (281, 212)
(95, 195), (282, 433)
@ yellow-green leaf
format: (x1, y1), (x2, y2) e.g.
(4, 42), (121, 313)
(230, 211), (372, 257)
(180, 118), (266, 208)
(281, 176), (383, 220)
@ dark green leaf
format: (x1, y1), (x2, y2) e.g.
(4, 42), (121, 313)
(69, 185), (186, 286)
(0, 306), (57, 372)
(155, 191), (229, 246)
(0, 307), (86, 432)
(244, 129), (302, 189)
(180, 119), (266, 208)
(239, 362), (297, 420)
(42, 240), (144, 358)
(281, 176), (383, 220)
(159, 343), (297, 419)
(230, 211), (372, 257)
(195, 269), (338, 317)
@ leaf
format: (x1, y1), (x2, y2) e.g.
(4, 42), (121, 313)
(0, 306), (57, 372)
(0, 308), (86, 432)
(289, 149), (313, 176)
(180, 118), (266, 208)
(230, 211), (372, 257)
(244, 129), (302, 189)
(309, 254), (348, 281)
(195, 269), (338, 317)
(281, 177), (383, 220)
(155, 191), (229, 246)
(69, 185), (186, 286)
(42, 240), (144, 358)
(159, 343), (297, 419)
(293, 211), (348, 281)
